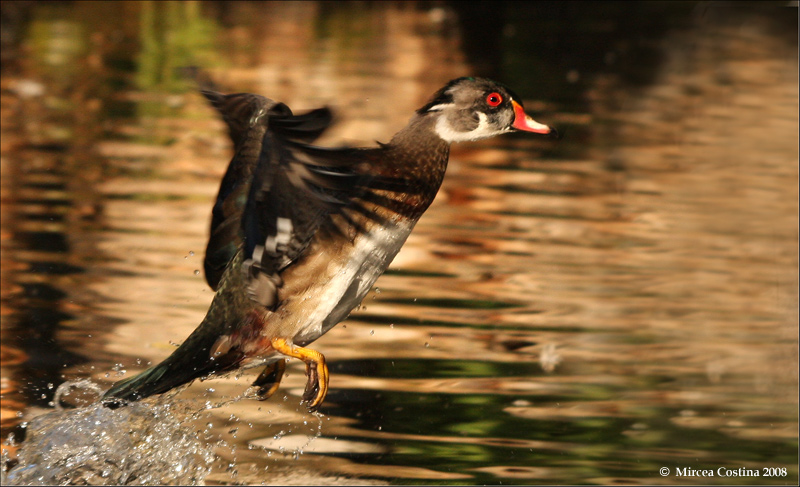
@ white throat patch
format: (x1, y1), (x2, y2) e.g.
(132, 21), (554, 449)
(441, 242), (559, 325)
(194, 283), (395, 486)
(434, 111), (510, 143)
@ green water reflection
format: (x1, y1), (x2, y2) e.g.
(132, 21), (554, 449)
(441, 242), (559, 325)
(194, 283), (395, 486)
(1, 1), (796, 485)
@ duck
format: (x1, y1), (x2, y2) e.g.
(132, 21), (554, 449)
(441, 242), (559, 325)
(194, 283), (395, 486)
(102, 76), (556, 412)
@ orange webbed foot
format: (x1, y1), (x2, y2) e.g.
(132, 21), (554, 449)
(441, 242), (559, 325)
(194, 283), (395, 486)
(270, 337), (329, 412)
(251, 360), (286, 400)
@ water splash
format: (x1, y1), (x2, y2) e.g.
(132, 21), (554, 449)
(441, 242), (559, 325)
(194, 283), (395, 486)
(52, 379), (104, 410)
(248, 413), (325, 461)
(3, 397), (215, 485)
(539, 343), (562, 373)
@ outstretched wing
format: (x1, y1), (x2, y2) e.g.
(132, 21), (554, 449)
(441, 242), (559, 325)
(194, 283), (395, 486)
(238, 128), (377, 306)
(201, 90), (335, 290)
(202, 89), (414, 311)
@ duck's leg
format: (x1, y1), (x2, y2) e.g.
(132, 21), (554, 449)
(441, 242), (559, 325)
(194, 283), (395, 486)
(270, 337), (329, 411)
(251, 360), (286, 400)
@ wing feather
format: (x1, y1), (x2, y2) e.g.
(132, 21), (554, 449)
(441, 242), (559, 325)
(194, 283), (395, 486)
(200, 89), (425, 310)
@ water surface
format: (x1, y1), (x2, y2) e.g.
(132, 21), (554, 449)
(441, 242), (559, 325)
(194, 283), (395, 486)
(1, 2), (797, 485)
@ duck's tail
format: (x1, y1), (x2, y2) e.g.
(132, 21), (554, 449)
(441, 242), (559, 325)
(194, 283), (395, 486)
(101, 329), (242, 407)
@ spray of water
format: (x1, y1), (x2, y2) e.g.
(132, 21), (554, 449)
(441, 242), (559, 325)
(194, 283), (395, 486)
(2, 381), (216, 486)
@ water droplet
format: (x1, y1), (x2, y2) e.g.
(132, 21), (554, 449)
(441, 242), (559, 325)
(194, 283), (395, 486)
(424, 342), (429, 348)
(189, 251), (195, 256)
(194, 269), (200, 276)
(389, 323), (394, 329)
(370, 330), (374, 336)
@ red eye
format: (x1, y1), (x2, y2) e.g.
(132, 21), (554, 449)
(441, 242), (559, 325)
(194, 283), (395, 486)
(486, 92), (503, 107)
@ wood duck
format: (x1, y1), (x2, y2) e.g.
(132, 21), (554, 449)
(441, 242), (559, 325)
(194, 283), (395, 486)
(102, 77), (556, 412)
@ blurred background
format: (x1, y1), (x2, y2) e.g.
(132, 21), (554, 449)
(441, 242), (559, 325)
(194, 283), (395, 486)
(0, 1), (797, 485)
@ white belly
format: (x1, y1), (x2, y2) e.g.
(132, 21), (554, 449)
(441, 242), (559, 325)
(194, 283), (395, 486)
(289, 219), (415, 346)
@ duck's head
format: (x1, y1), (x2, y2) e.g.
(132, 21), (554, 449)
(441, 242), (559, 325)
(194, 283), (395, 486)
(418, 77), (557, 143)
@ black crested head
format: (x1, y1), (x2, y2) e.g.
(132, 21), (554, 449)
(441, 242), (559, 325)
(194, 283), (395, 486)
(413, 77), (556, 142)
(417, 77), (527, 114)
(417, 77), (475, 114)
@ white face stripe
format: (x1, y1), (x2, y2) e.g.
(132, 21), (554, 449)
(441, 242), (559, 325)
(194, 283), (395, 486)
(426, 103), (452, 112)
(434, 111), (511, 143)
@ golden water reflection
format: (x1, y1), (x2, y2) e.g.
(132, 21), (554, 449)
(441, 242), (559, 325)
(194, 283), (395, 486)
(1, 2), (797, 485)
